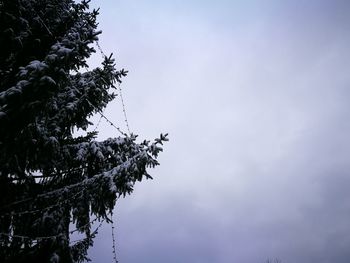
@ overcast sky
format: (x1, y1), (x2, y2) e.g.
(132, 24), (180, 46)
(86, 1), (350, 262)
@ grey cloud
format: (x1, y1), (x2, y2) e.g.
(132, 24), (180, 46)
(88, 1), (350, 262)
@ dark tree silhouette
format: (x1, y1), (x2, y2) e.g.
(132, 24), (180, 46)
(0, 0), (167, 262)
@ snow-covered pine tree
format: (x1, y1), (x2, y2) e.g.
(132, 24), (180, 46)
(0, 0), (167, 262)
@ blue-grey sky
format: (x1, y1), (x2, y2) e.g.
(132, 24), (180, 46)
(86, 1), (350, 262)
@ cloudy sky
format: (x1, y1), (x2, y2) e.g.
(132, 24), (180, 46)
(86, 1), (350, 262)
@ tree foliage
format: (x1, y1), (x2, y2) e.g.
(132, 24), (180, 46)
(0, 0), (167, 262)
